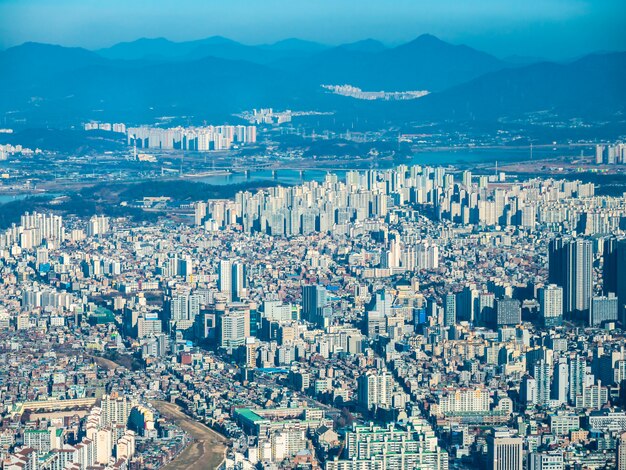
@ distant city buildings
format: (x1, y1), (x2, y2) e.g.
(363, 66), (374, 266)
(84, 121), (127, 133)
(595, 143), (626, 165)
(322, 84), (430, 101)
(127, 124), (257, 151)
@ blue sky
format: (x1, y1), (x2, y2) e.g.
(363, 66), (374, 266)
(0, 0), (624, 58)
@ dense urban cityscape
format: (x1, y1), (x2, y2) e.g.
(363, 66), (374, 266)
(1, 0), (625, 469)
(0, 155), (625, 469)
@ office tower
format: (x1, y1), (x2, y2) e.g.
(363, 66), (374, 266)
(218, 260), (233, 301)
(231, 262), (247, 301)
(539, 284), (563, 326)
(551, 358), (569, 404)
(136, 313), (162, 339)
(487, 428), (523, 470)
(357, 371), (393, 411)
(456, 285), (478, 323)
(549, 238), (593, 320)
(302, 284), (330, 326)
(548, 238), (566, 287)
(604, 237), (618, 295)
(444, 293), (456, 326)
(496, 298), (521, 327)
(494, 189), (507, 226)
(618, 431), (626, 470)
(477, 292), (496, 327)
(590, 294), (619, 326)
(568, 355), (587, 405)
(219, 311), (247, 351)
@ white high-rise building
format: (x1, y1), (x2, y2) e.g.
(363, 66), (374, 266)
(357, 371), (393, 411)
(101, 394), (131, 427)
(220, 311), (247, 350)
(87, 215), (110, 237)
(218, 260), (233, 301)
(539, 284), (563, 326)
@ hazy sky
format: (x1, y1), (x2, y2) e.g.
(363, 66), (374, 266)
(1, 0), (625, 58)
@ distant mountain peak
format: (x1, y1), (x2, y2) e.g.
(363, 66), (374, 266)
(265, 38), (327, 51)
(415, 33), (442, 42)
(397, 34), (454, 51)
(196, 35), (238, 45)
(338, 39), (387, 53)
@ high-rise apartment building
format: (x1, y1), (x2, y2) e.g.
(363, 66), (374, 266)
(539, 284), (563, 326)
(357, 371), (393, 411)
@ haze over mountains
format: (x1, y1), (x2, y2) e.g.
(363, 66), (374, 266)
(0, 34), (624, 130)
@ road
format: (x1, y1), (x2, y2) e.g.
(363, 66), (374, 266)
(153, 400), (229, 470)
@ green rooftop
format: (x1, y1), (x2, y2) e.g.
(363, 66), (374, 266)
(234, 408), (265, 423)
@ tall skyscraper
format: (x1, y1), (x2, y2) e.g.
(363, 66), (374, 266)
(477, 292), (496, 327)
(456, 285), (478, 323)
(302, 284), (330, 326)
(231, 262), (247, 302)
(487, 428), (523, 470)
(218, 311), (247, 351)
(444, 293), (457, 326)
(549, 238), (593, 320)
(218, 260), (233, 301)
(218, 260), (248, 301)
(617, 239), (626, 324)
(551, 358), (569, 404)
(568, 354), (587, 405)
(604, 237), (619, 296)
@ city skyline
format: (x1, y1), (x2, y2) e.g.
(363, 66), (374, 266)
(0, 1), (625, 469)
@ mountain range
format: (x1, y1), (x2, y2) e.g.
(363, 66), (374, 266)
(0, 35), (624, 130)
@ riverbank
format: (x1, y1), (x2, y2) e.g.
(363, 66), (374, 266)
(152, 400), (229, 470)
